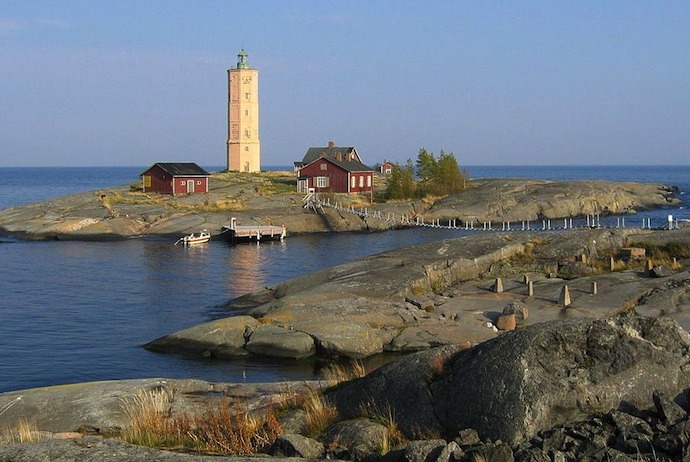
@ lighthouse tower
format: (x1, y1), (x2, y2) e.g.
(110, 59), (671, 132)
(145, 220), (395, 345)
(227, 49), (260, 172)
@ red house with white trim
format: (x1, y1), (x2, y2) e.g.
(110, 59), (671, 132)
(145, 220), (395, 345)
(380, 160), (395, 174)
(141, 162), (210, 195)
(296, 141), (375, 194)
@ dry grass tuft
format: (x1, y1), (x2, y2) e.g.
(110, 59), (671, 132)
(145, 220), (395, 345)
(191, 400), (282, 454)
(472, 452), (489, 462)
(410, 281), (427, 296)
(120, 388), (282, 454)
(358, 401), (407, 452)
(302, 387), (339, 437)
(322, 359), (367, 387)
(0, 418), (43, 444)
(120, 387), (182, 448)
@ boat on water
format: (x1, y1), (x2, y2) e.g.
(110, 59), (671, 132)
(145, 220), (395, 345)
(220, 217), (286, 244)
(175, 230), (211, 246)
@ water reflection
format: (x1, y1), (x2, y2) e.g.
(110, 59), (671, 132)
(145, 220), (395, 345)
(224, 241), (285, 295)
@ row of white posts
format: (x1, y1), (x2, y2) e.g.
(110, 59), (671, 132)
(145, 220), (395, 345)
(318, 198), (681, 231)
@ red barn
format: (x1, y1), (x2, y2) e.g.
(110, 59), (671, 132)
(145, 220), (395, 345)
(141, 163), (210, 195)
(296, 141), (375, 194)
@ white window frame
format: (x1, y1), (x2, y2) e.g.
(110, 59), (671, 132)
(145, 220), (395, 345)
(316, 176), (328, 188)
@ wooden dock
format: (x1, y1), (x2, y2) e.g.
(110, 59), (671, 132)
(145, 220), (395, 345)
(220, 218), (286, 244)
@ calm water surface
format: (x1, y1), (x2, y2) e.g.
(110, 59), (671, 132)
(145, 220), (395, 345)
(1, 165), (688, 393)
(0, 229), (462, 393)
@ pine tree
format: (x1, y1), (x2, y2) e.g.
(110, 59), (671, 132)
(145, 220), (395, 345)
(385, 161), (416, 200)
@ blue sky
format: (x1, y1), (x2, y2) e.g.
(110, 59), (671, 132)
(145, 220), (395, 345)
(1, 1), (688, 167)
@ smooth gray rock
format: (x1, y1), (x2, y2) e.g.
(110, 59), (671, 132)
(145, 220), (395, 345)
(294, 320), (383, 359)
(0, 378), (319, 435)
(245, 325), (316, 359)
(0, 437), (291, 462)
(403, 439), (447, 462)
(427, 179), (680, 224)
(145, 316), (259, 358)
(269, 433), (324, 459)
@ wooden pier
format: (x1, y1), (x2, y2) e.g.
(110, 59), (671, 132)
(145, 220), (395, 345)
(220, 217), (286, 244)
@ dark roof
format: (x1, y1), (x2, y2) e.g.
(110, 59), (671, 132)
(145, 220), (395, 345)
(301, 146), (374, 173)
(143, 163), (210, 176)
(303, 155), (374, 173)
(302, 146), (357, 165)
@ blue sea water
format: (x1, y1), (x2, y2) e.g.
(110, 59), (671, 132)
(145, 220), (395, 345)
(0, 165), (689, 393)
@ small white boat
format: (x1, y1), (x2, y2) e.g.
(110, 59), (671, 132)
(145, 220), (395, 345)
(175, 230), (211, 246)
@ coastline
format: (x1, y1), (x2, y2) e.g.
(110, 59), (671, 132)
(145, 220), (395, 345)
(0, 172), (681, 241)
(2, 224), (690, 461)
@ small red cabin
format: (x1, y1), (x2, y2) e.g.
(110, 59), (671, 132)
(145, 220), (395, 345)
(380, 160), (395, 175)
(141, 162), (210, 195)
(296, 141), (375, 194)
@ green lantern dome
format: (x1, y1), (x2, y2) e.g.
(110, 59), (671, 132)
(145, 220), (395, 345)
(237, 49), (249, 69)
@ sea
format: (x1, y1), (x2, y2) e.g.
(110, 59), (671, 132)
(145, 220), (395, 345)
(0, 165), (689, 394)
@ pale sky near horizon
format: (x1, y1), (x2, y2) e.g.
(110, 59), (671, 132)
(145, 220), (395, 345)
(1, 1), (689, 168)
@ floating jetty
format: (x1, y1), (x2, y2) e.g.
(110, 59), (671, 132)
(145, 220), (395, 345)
(220, 217), (286, 244)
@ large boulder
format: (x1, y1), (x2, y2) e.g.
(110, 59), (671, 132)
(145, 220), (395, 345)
(330, 316), (690, 446)
(432, 316), (690, 445)
(328, 345), (464, 436)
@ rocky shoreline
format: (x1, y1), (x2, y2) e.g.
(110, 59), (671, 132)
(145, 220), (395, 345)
(1, 176), (689, 461)
(0, 173), (680, 240)
(144, 227), (690, 361)
(2, 316), (690, 462)
(2, 226), (690, 461)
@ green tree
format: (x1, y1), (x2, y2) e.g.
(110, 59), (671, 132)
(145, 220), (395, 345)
(434, 150), (466, 195)
(415, 148), (438, 182)
(415, 148), (437, 196)
(385, 160), (416, 200)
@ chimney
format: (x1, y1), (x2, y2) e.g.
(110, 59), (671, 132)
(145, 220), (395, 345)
(328, 140), (335, 148)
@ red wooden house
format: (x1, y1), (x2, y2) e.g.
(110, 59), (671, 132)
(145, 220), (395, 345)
(380, 160), (395, 174)
(141, 163), (210, 195)
(296, 141), (375, 194)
